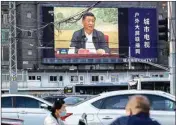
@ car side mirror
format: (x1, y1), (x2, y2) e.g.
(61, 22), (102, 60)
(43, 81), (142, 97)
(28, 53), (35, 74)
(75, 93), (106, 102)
(78, 113), (87, 125)
(78, 120), (86, 125)
(40, 103), (48, 109)
(81, 113), (87, 120)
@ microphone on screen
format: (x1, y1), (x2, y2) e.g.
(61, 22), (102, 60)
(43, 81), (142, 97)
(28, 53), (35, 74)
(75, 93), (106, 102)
(84, 37), (88, 42)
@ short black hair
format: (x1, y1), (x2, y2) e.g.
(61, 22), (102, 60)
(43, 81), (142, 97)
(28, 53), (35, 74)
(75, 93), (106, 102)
(82, 12), (96, 20)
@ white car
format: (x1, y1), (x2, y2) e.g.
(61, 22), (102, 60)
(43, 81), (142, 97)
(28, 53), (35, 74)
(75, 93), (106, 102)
(64, 90), (175, 125)
(2, 118), (24, 125)
(2, 94), (53, 125)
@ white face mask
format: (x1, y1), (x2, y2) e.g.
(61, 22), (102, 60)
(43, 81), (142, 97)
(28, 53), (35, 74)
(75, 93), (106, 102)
(59, 110), (67, 117)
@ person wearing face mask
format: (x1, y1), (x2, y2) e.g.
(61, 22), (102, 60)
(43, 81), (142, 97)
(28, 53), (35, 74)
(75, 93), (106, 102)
(110, 95), (161, 125)
(44, 99), (66, 125)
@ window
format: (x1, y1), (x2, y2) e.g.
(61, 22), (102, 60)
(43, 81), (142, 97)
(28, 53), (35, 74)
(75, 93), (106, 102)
(27, 31), (32, 37)
(155, 74), (158, 77)
(111, 75), (118, 82)
(28, 76), (36, 80)
(92, 99), (105, 109)
(144, 94), (175, 111)
(2, 97), (13, 108)
(116, 75), (119, 82)
(50, 76), (57, 82)
(59, 76), (63, 81)
(129, 84), (137, 90)
(92, 76), (99, 82)
(17, 74), (23, 81)
(111, 75), (116, 82)
(101, 95), (130, 109)
(44, 97), (55, 104)
(71, 76), (78, 83)
(159, 74), (164, 78)
(132, 74), (139, 79)
(2, 46), (9, 61)
(100, 76), (104, 81)
(80, 76), (83, 81)
(1, 29), (9, 43)
(74, 95), (99, 106)
(27, 12), (31, 18)
(6, 75), (10, 81)
(152, 74), (158, 77)
(27, 49), (32, 56)
(15, 97), (41, 108)
(37, 76), (41, 81)
(3, 14), (8, 24)
(2, 74), (10, 81)
(64, 97), (85, 105)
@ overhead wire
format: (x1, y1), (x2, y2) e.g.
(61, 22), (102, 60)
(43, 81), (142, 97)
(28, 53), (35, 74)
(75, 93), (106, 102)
(12, 1), (101, 32)
(5, 2), (170, 51)
(6, 1), (101, 49)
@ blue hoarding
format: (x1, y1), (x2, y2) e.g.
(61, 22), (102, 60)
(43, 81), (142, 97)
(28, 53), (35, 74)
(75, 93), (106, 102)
(128, 8), (157, 58)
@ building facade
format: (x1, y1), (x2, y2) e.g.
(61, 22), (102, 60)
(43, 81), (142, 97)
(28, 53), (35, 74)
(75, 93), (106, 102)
(1, 1), (169, 94)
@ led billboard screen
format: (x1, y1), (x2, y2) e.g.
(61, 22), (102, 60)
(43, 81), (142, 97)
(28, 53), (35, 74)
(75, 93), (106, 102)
(41, 5), (157, 64)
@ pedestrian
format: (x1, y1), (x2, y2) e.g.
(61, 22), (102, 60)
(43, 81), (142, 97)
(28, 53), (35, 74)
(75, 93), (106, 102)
(110, 95), (161, 125)
(44, 99), (66, 125)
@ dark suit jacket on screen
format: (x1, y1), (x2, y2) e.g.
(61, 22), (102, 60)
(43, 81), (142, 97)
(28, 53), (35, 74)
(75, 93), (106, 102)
(70, 28), (110, 53)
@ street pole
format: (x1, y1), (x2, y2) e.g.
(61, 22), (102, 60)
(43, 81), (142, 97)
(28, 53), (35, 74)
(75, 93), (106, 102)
(129, 46), (132, 70)
(9, 2), (18, 94)
(168, 2), (176, 96)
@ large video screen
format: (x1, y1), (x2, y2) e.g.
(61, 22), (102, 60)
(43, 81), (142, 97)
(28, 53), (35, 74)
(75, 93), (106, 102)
(54, 7), (119, 57)
(41, 5), (158, 64)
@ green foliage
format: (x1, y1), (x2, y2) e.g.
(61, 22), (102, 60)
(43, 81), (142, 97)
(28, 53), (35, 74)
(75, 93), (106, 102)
(93, 8), (118, 24)
(54, 8), (118, 30)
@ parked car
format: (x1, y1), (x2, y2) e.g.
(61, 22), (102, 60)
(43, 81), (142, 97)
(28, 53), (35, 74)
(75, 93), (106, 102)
(64, 96), (88, 105)
(63, 90), (175, 125)
(2, 94), (53, 125)
(43, 94), (93, 105)
(43, 95), (66, 103)
(2, 118), (24, 125)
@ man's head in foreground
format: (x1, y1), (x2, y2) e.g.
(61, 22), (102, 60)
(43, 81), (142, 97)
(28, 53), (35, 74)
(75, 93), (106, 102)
(125, 95), (150, 116)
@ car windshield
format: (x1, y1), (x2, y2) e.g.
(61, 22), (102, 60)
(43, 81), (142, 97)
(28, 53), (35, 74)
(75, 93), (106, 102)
(64, 96), (85, 105)
(43, 95), (66, 104)
(73, 95), (100, 106)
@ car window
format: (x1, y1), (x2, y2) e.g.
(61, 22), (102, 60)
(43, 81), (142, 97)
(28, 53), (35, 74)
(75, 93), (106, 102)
(15, 97), (41, 108)
(101, 95), (129, 109)
(74, 95), (100, 106)
(43, 96), (66, 104)
(92, 99), (104, 109)
(2, 97), (13, 108)
(64, 97), (85, 105)
(44, 97), (54, 104)
(144, 94), (175, 111)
